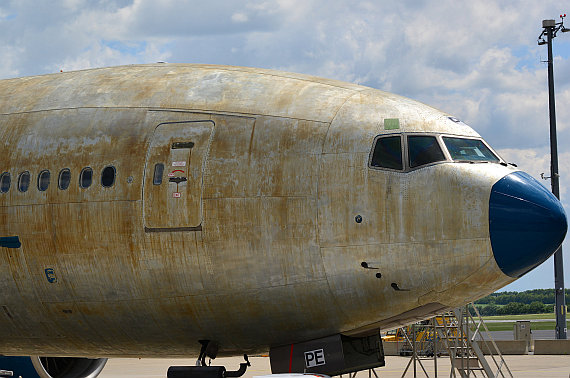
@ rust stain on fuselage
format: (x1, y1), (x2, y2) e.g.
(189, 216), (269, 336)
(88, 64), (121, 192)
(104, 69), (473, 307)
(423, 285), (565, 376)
(0, 64), (516, 357)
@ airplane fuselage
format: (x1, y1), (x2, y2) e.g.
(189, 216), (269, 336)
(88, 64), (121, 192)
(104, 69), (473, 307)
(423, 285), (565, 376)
(0, 64), (565, 358)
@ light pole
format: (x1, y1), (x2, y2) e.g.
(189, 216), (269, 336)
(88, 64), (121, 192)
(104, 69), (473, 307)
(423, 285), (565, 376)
(538, 14), (569, 340)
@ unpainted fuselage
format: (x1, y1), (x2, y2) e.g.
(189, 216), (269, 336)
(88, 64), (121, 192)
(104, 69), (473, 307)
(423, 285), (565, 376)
(0, 64), (563, 357)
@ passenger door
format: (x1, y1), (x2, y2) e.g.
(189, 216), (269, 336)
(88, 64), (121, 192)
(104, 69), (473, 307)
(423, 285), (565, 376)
(143, 120), (214, 230)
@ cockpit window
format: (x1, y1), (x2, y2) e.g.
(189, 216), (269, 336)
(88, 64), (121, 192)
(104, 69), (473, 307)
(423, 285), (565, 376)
(443, 137), (499, 162)
(408, 135), (446, 168)
(370, 136), (403, 170)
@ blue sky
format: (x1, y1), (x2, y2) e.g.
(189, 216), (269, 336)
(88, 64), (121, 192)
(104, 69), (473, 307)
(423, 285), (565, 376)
(0, 0), (569, 292)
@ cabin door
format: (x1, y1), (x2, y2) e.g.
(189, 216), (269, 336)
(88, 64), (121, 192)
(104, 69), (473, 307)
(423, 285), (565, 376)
(143, 120), (214, 230)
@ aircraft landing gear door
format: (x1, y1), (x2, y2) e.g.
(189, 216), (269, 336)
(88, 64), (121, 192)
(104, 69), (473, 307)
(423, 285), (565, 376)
(143, 120), (214, 231)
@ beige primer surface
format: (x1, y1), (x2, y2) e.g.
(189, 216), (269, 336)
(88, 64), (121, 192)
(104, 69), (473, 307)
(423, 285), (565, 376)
(0, 64), (516, 357)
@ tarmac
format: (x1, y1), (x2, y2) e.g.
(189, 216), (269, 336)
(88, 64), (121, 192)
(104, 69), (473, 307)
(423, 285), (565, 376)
(98, 355), (570, 378)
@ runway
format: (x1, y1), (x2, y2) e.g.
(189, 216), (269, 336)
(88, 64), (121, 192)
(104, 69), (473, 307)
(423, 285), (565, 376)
(98, 355), (570, 378)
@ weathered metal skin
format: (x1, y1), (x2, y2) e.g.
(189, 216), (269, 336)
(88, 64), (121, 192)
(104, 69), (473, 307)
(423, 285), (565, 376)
(0, 64), (531, 358)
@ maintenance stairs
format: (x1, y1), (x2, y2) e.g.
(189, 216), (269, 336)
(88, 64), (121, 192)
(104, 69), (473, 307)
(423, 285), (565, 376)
(397, 303), (513, 377)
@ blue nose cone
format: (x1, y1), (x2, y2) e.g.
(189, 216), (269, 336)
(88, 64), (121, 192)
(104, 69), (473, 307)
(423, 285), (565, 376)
(489, 172), (567, 278)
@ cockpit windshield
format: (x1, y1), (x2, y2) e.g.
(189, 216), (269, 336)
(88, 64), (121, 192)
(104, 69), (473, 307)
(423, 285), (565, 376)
(442, 137), (499, 163)
(408, 135), (446, 168)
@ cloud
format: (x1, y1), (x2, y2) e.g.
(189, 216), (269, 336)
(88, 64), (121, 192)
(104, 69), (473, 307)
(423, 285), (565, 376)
(94, 0), (285, 39)
(56, 40), (171, 72)
(497, 148), (570, 199)
(231, 12), (249, 23)
(0, 43), (22, 78)
(0, 0), (293, 76)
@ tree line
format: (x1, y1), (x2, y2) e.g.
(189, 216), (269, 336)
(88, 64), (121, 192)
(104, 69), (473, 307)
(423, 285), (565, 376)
(472, 288), (569, 316)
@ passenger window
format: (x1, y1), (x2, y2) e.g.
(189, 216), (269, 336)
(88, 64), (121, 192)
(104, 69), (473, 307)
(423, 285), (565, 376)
(58, 169), (71, 190)
(0, 172), (10, 193)
(38, 170), (50, 192)
(101, 166), (116, 187)
(79, 167), (93, 189)
(153, 163), (164, 185)
(408, 136), (446, 168)
(370, 136), (403, 170)
(18, 171), (31, 192)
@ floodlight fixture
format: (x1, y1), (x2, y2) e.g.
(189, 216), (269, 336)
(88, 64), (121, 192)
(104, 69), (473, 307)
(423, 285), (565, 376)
(543, 19), (556, 28)
(538, 14), (568, 43)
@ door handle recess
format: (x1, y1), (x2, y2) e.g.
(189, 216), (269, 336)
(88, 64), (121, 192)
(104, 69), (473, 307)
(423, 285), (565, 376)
(169, 177), (188, 184)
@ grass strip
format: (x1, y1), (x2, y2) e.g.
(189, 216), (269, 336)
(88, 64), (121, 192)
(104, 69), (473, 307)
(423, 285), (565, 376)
(481, 313), (556, 321)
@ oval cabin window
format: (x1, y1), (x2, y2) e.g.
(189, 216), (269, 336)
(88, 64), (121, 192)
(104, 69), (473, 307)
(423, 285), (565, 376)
(58, 169), (71, 190)
(18, 171), (31, 192)
(101, 166), (116, 187)
(38, 170), (50, 192)
(0, 172), (10, 193)
(79, 167), (93, 189)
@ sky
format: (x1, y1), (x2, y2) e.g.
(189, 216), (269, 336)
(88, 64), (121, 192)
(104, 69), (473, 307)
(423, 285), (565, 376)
(0, 0), (569, 292)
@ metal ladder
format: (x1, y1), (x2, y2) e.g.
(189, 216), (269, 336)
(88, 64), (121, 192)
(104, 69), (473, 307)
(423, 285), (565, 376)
(395, 303), (513, 377)
(435, 305), (513, 378)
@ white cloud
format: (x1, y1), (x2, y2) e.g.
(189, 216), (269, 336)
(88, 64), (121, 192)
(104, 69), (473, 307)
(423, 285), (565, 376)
(0, 43), (22, 78)
(498, 148), (570, 199)
(56, 40), (171, 72)
(231, 12), (249, 23)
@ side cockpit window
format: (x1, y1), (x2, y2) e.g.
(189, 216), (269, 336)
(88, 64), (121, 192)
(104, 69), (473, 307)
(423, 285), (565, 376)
(370, 136), (403, 170)
(443, 137), (499, 162)
(408, 135), (446, 168)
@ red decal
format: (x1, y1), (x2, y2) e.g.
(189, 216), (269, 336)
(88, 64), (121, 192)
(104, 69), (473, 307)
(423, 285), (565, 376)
(171, 169), (185, 174)
(173, 192), (181, 198)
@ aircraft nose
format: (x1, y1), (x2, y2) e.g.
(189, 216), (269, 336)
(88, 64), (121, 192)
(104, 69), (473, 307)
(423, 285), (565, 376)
(489, 171), (567, 278)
